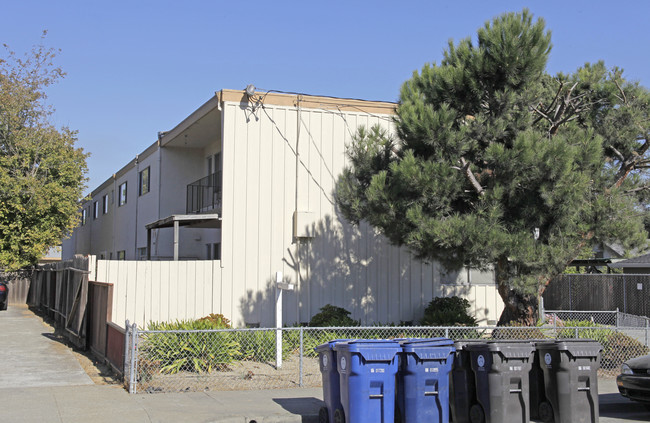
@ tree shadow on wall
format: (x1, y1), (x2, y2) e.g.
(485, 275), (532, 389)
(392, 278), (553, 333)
(239, 207), (478, 328)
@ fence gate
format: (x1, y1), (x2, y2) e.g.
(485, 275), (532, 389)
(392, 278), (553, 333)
(29, 255), (93, 349)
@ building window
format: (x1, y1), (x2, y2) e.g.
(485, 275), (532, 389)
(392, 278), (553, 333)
(117, 250), (126, 260)
(139, 167), (150, 196)
(102, 194), (109, 214)
(81, 208), (87, 225)
(137, 247), (148, 260)
(118, 182), (127, 206)
(93, 201), (99, 219)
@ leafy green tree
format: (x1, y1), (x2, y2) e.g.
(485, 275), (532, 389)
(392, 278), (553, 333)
(337, 10), (649, 325)
(0, 34), (88, 270)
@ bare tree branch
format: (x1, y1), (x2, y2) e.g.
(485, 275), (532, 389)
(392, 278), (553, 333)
(460, 157), (485, 196)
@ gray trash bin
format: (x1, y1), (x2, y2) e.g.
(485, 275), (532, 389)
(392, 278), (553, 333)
(450, 340), (484, 423)
(467, 340), (535, 423)
(529, 340), (556, 422)
(535, 339), (602, 423)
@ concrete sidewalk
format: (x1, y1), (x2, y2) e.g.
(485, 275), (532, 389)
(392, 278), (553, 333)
(2, 305), (649, 422)
(1, 384), (324, 423)
(2, 378), (649, 423)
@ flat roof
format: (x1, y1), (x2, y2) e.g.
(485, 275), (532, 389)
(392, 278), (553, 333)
(145, 214), (221, 230)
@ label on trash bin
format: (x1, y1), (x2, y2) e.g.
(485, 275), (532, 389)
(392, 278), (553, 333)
(477, 354), (486, 370)
(340, 356), (347, 372)
(370, 368), (385, 373)
(425, 367), (439, 373)
(322, 355), (329, 368)
(544, 353), (552, 368)
(578, 365), (591, 371)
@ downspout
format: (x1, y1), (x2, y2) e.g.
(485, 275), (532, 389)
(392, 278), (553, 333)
(112, 174), (116, 258)
(294, 95), (305, 322)
(134, 155), (140, 260)
(156, 136), (163, 259)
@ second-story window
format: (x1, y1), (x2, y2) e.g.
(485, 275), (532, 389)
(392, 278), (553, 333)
(118, 182), (127, 206)
(81, 208), (87, 225)
(139, 167), (150, 196)
(102, 194), (109, 214)
(93, 201), (99, 219)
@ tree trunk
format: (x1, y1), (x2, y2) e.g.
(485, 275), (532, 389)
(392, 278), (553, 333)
(496, 288), (539, 326)
(495, 257), (539, 326)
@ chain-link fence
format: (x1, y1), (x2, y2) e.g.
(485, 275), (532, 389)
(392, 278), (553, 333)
(123, 322), (650, 394)
(544, 310), (650, 327)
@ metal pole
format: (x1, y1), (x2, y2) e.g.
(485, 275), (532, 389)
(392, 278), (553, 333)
(129, 322), (138, 394)
(299, 327), (304, 387)
(276, 286), (283, 369)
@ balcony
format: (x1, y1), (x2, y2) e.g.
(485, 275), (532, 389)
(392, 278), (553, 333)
(186, 171), (222, 214)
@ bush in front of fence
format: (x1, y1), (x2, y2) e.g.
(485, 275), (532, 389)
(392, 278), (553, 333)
(558, 320), (650, 371)
(144, 319), (240, 374)
(235, 330), (293, 362)
(421, 296), (478, 327)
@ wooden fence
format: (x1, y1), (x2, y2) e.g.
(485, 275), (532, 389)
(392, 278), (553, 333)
(0, 269), (33, 304)
(2, 257), (124, 374)
(544, 274), (650, 318)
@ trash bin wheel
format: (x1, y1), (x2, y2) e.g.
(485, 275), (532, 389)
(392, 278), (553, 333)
(538, 401), (554, 422)
(469, 404), (485, 423)
(319, 407), (329, 423)
(334, 408), (345, 423)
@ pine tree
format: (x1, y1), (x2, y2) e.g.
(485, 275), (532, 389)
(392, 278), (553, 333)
(337, 10), (650, 325)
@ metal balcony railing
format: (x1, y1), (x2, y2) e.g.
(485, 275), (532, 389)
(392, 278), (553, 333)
(186, 171), (222, 214)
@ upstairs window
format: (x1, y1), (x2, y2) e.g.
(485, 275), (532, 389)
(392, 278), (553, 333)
(81, 209), (87, 225)
(139, 167), (150, 196)
(102, 194), (109, 214)
(93, 201), (99, 219)
(118, 182), (127, 206)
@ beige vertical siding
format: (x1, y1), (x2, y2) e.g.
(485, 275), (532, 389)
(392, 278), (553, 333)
(95, 259), (222, 328)
(220, 99), (504, 327)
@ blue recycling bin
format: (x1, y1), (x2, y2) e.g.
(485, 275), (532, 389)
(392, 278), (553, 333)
(315, 340), (350, 423)
(397, 338), (455, 423)
(333, 339), (401, 423)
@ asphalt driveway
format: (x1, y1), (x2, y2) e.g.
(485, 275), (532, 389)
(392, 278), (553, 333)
(0, 304), (92, 388)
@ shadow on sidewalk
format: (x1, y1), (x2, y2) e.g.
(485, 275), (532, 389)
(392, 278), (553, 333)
(600, 393), (650, 421)
(273, 397), (324, 421)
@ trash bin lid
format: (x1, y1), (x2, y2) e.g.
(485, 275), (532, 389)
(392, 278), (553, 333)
(397, 337), (454, 346)
(314, 339), (352, 354)
(454, 339), (486, 351)
(467, 340), (535, 358)
(333, 339), (401, 361)
(402, 345), (456, 360)
(542, 339), (603, 357)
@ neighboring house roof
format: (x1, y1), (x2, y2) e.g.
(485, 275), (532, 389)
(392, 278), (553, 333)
(609, 253), (650, 268)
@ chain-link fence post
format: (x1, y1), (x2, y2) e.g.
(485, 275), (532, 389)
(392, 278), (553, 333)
(129, 322), (138, 394)
(299, 327), (304, 388)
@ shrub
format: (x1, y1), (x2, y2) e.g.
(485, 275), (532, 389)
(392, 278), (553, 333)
(309, 304), (360, 327)
(143, 317), (240, 374)
(421, 296), (477, 327)
(558, 320), (650, 372)
(236, 330), (292, 362)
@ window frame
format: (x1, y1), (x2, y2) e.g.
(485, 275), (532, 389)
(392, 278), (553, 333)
(139, 167), (150, 196)
(118, 182), (127, 206)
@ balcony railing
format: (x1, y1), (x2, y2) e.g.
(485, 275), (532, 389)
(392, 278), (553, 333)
(186, 171), (222, 214)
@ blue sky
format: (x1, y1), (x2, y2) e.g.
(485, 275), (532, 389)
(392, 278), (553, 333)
(2, 1), (650, 193)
